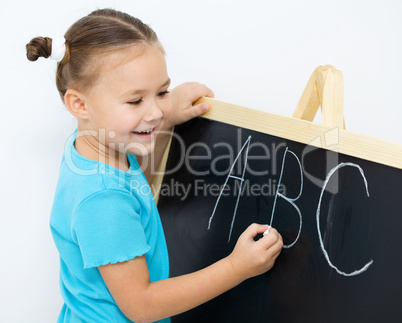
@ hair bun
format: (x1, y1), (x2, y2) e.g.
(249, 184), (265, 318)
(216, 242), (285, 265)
(26, 37), (52, 61)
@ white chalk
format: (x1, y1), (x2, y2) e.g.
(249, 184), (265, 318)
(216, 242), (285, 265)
(263, 226), (271, 236)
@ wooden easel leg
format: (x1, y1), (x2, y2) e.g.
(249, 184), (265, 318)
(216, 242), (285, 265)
(293, 65), (345, 130)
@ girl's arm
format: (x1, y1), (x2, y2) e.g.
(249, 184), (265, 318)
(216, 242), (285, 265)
(99, 223), (283, 323)
(138, 82), (214, 184)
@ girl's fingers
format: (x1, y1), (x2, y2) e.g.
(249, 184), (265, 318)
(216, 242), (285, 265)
(187, 82), (215, 100)
(242, 223), (270, 240)
(177, 102), (209, 124)
(203, 86), (215, 98)
(258, 227), (282, 249)
(190, 102), (210, 116)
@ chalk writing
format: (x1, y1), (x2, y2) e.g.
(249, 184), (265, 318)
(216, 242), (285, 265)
(269, 148), (303, 249)
(206, 137), (373, 276)
(316, 162), (373, 276)
(207, 136), (252, 242)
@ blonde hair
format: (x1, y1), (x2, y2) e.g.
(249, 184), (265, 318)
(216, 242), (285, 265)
(26, 8), (164, 101)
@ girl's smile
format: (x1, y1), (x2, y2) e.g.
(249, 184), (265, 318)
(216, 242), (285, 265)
(132, 128), (155, 135)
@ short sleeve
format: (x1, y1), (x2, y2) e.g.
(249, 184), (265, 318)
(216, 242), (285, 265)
(72, 190), (151, 269)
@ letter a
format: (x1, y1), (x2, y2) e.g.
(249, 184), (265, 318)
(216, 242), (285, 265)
(207, 136), (251, 243)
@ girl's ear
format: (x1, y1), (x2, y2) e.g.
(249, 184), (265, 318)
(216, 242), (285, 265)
(64, 89), (90, 119)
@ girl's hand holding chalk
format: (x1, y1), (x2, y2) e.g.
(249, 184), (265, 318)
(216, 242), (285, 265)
(227, 224), (283, 281)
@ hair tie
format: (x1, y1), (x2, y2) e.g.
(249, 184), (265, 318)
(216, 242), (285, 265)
(49, 37), (66, 62)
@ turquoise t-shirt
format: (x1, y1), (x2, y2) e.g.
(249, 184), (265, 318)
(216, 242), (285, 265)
(50, 131), (170, 323)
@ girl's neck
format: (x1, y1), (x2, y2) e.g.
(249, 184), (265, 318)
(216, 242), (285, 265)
(74, 131), (130, 172)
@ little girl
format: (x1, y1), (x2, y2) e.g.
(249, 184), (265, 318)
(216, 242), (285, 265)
(26, 8), (283, 323)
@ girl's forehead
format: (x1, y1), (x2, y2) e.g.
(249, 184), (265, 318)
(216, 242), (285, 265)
(102, 45), (165, 74)
(88, 45), (168, 94)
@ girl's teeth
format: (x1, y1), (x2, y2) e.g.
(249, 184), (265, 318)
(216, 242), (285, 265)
(134, 129), (153, 134)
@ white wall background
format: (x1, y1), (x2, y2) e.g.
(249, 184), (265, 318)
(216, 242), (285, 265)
(1, 0), (401, 322)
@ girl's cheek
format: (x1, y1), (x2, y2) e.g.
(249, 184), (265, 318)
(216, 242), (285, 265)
(161, 100), (172, 120)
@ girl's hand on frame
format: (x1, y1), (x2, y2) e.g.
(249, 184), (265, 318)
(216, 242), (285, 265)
(227, 224), (283, 280)
(164, 82), (214, 131)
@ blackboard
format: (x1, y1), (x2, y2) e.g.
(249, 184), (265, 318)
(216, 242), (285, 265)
(157, 100), (402, 323)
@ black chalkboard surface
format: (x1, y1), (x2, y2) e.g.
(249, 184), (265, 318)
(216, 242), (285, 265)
(157, 113), (402, 323)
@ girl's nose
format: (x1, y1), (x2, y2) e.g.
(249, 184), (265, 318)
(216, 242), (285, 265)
(145, 101), (164, 123)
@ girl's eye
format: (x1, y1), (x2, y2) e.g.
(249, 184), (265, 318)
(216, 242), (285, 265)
(128, 99), (143, 106)
(158, 90), (170, 97)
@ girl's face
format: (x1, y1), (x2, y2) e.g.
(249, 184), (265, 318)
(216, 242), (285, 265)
(81, 45), (171, 158)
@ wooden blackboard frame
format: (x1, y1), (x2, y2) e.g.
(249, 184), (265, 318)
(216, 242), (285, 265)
(194, 96), (402, 169)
